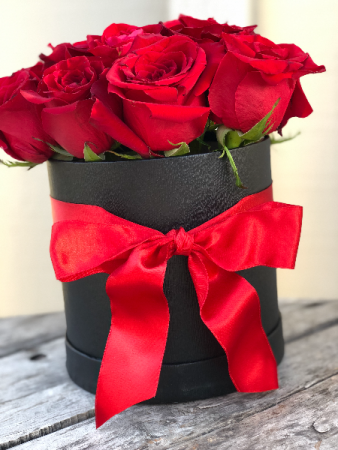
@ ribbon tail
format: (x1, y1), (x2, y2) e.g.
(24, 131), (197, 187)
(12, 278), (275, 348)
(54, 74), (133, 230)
(189, 252), (278, 392)
(95, 244), (170, 428)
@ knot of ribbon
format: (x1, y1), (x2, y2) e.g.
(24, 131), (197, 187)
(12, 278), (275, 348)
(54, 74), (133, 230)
(168, 227), (195, 256)
(50, 185), (302, 428)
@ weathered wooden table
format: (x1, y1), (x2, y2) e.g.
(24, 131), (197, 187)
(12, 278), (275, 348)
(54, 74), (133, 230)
(1, 299), (338, 449)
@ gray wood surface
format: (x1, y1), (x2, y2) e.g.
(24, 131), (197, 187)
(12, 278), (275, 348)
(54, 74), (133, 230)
(0, 313), (65, 358)
(1, 299), (338, 449)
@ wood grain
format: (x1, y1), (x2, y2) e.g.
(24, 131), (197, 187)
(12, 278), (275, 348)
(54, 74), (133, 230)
(17, 373), (338, 450)
(280, 299), (338, 343)
(163, 374), (338, 449)
(0, 313), (65, 358)
(0, 338), (72, 404)
(1, 300), (337, 450)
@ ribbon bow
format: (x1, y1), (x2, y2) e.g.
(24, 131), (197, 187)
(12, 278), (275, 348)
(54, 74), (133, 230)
(50, 185), (302, 427)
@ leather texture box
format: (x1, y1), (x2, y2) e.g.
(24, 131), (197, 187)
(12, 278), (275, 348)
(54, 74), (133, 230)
(47, 137), (284, 403)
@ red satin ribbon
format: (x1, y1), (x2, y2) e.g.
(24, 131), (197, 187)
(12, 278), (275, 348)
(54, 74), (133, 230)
(50, 185), (303, 427)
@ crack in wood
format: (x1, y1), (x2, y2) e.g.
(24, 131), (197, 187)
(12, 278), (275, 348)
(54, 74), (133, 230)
(0, 412), (95, 450)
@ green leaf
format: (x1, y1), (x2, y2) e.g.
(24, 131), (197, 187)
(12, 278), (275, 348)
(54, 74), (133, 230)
(219, 145), (246, 189)
(33, 138), (73, 157)
(108, 150), (142, 160)
(83, 143), (105, 162)
(110, 141), (121, 151)
(51, 153), (74, 161)
(264, 122), (275, 135)
(165, 141), (190, 157)
(270, 131), (300, 145)
(0, 159), (38, 170)
(240, 98), (280, 142)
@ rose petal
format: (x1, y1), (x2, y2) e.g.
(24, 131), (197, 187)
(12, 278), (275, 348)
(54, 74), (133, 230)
(42, 100), (112, 158)
(20, 89), (55, 104)
(123, 99), (210, 151)
(235, 54), (289, 74)
(91, 71), (123, 116)
(222, 33), (256, 57)
(0, 131), (24, 161)
(235, 71), (295, 132)
(90, 98), (149, 156)
(177, 46), (206, 103)
(143, 88), (178, 103)
(179, 14), (218, 28)
(193, 41), (226, 96)
(279, 79), (313, 129)
(1, 132), (52, 163)
(146, 102), (210, 122)
(163, 19), (181, 28)
(209, 52), (249, 130)
(0, 92), (54, 152)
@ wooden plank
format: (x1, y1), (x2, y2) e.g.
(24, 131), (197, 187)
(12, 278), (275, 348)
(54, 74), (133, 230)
(158, 374), (338, 449)
(280, 299), (338, 343)
(14, 374), (338, 450)
(0, 384), (94, 450)
(3, 302), (338, 450)
(0, 313), (65, 358)
(0, 338), (71, 404)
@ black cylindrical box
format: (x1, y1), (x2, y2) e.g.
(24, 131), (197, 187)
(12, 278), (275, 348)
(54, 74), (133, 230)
(47, 137), (284, 403)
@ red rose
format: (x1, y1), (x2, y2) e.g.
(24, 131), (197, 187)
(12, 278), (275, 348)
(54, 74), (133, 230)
(28, 62), (45, 81)
(0, 68), (53, 163)
(40, 41), (92, 68)
(165, 15), (256, 97)
(165, 14), (256, 42)
(87, 23), (174, 67)
(87, 23), (144, 64)
(40, 56), (104, 103)
(91, 35), (210, 155)
(22, 56), (113, 158)
(209, 33), (326, 133)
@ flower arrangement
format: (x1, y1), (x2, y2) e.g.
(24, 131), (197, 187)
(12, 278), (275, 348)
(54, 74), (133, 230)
(0, 14), (326, 428)
(0, 14), (325, 187)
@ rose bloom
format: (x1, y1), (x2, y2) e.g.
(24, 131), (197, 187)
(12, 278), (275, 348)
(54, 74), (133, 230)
(0, 67), (54, 163)
(87, 23), (144, 64)
(209, 33), (326, 133)
(22, 56), (113, 158)
(40, 41), (93, 68)
(165, 14), (256, 98)
(91, 34), (210, 156)
(39, 56), (105, 103)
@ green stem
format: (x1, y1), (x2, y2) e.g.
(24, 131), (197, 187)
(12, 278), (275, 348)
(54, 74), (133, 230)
(219, 144), (246, 189)
(198, 122), (208, 153)
(0, 159), (38, 170)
